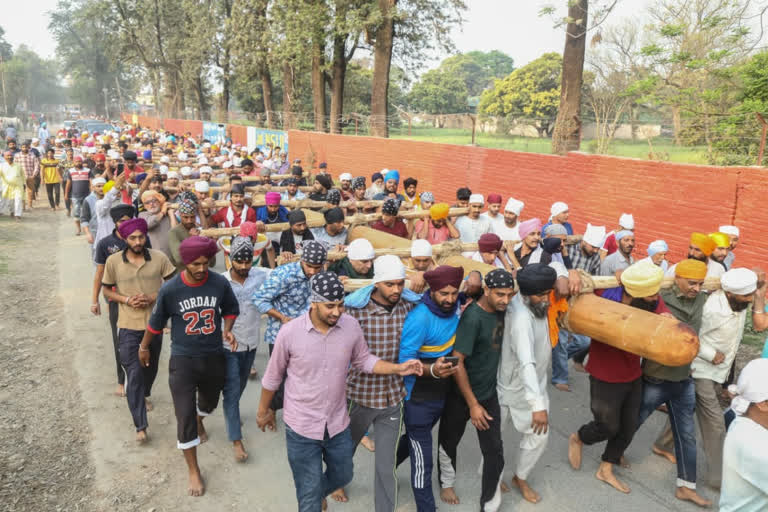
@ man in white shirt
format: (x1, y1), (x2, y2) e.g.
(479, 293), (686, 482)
(454, 193), (492, 244)
(480, 193), (505, 233)
(720, 358), (768, 512)
(223, 236), (271, 462)
(494, 197), (524, 242)
(691, 267), (758, 489)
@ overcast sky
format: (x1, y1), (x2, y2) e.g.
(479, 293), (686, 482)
(4, 0), (650, 67)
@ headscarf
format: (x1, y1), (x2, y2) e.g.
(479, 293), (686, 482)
(141, 190), (165, 206)
(110, 204), (135, 223)
(385, 169), (400, 185)
(504, 198), (524, 215)
(374, 255), (406, 283)
(411, 239), (433, 257)
(301, 240), (328, 265)
(615, 230), (634, 241)
(542, 237), (562, 254)
(721, 268), (758, 295)
(430, 203), (450, 220)
(371, 172), (383, 183)
(177, 198), (197, 215)
(423, 265), (463, 291)
(620, 260), (664, 298)
(324, 207), (344, 224)
(239, 221), (259, 239)
(230, 236), (254, 261)
(352, 176), (366, 190)
(675, 259), (707, 280)
(310, 271), (346, 303)
(468, 193), (484, 205)
(347, 239), (375, 261)
(142, 149), (152, 160)
(420, 191), (434, 203)
(484, 269), (515, 289)
(647, 240), (668, 257)
(690, 232), (716, 256)
(517, 264), (556, 295)
(179, 236), (218, 265)
(719, 225), (740, 237)
(709, 232), (730, 249)
(326, 189), (341, 205)
(486, 193), (502, 205)
(544, 224), (567, 237)
(265, 191), (281, 205)
(550, 201), (568, 219)
(382, 198), (399, 216)
(478, 233), (502, 253)
(117, 217), (148, 239)
(288, 209), (307, 226)
(619, 213), (635, 230)
(728, 358), (768, 415)
(518, 218), (542, 240)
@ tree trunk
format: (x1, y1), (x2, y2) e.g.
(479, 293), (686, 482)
(330, 32), (348, 134)
(261, 66), (275, 129)
(282, 62), (296, 130)
(672, 106), (682, 146)
(370, 0), (395, 138)
(311, 35), (327, 132)
(551, 0), (588, 155)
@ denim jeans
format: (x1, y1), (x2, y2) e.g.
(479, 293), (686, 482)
(551, 330), (590, 385)
(637, 376), (697, 487)
(222, 349), (257, 442)
(286, 425), (354, 512)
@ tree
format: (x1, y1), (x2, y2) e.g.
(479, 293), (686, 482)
(436, 50), (514, 97)
(478, 52), (562, 137)
(1, 46), (65, 115)
(0, 26), (12, 61)
(408, 68), (468, 125)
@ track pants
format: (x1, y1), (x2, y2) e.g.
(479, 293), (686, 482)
(396, 399), (444, 512)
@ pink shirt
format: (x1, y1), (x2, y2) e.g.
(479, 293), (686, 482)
(261, 312), (379, 440)
(415, 219), (452, 244)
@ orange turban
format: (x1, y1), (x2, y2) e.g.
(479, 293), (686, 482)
(708, 232), (730, 249)
(690, 232), (716, 256)
(675, 259), (707, 280)
(430, 203), (450, 220)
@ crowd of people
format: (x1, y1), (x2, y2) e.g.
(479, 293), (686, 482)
(4, 123), (768, 512)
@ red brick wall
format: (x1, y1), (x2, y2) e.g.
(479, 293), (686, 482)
(288, 130), (767, 269)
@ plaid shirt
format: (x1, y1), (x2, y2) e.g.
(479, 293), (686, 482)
(15, 151), (40, 178)
(568, 243), (601, 275)
(345, 298), (417, 409)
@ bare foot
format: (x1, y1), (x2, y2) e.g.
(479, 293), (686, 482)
(197, 416), (208, 443)
(512, 475), (541, 503)
(651, 445), (677, 464)
(554, 383), (571, 392)
(500, 481), (510, 493)
(330, 488), (348, 502)
(233, 440), (248, 462)
(568, 433), (582, 470)
(188, 469), (205, 497)
(440, 487), (460, 505)
(573, 362), (586, 373)
(675, 487), (712, 508)
(595, 462), (630, 494)
(360, 435), (375, 452)
(145, 398), (153, 412)
(249, 368), (259, 380)
(136, 430), (148, 444)
(115, 384), (125, 397)
(620, 455), (631, 468)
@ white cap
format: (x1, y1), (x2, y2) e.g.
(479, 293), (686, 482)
(31, 137), (39, 143)
(178, 152), (188, 161)
(222, 161), (233, 169)
(582, 223), (606, 248)
(411, 239), (433, 258)
(550, 201), (568, 218)
(340, 173), (353, 182)
(619, 213), (635, 230)
(160, 155), (171, 163)
(159, 165), (169, 174)
(107, 149), (120, 159)
(167, 171), (180, 179)
(198, 156), (209, 165)
(91, 177), (106, 186)
(347, 239), (376, 261)
(721, 268), (757, 295)
(729, 358), (768, 415)
(199, 166), (213, 175)
(180, 166), (193, 176)
(504, 198), (524, 215)
(373, 255), (406, 283)
(469, 193), (484, 205)
(719, 225), (740, 237)
(194, 181), (210, 193)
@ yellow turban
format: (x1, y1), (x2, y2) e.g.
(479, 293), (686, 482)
(708, 232), (730, 249)
(103, 180), (115, 194)
(690, 232), (716, 256)
(430, 203), (450, 220)
(675, 259), (707, 280)
(621, 260), (664, 298)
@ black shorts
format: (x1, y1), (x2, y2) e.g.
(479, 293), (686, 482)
(168, 353), (226, 449)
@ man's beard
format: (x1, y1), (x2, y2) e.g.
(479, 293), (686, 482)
(629, 298), (657, 312)
(523, 296), (549, 318)
(688, 251), (707, 263)
(727, 296), (750, 312)
(234, 266), (250, 278)
(129, 244), (145, 254)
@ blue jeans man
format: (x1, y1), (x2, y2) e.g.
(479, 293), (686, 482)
(286, 425), (354, 512)
(551, 330), (590, 389)
(222, 349), (258, 453)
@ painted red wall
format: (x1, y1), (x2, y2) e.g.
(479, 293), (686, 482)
(288, 130), (767, 269)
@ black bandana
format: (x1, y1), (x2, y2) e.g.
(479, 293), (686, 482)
(310, 271), (345, 303)
(230, 236), (253, 261)
(517, 264), (557, 295)
(301, 240), (328, 265)
(110, 204), (135, 222)
(382, 198), (399, 216)
(485, 269), (515, 289)
(352, 176), (366, 190)
(326, 189), (341, 205)
(324, 207), (344, 224)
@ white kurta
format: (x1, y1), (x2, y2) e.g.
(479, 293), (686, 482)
(493, 221), (520, 242)
(720, 416), (768, 512)
(480, 212), (505, 234)
(691, 290), (747, 383)
(454, 215), (493, 243)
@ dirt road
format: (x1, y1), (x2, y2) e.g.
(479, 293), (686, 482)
(1, 205), (761, 511)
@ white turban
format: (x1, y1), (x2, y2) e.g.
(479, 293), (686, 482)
(729, 358), (768, 415)
(347, 239), (375, 261)
(721, 268), (757, 295)
(339, 173), (353, 182)
(411, 239), (433, 258)
(619, 213), (635, 230)
(222, 161), (233, 169)
(647, 239), (668, 256)
(198, 156), (209, 165)
(719, 225), (740, 237)
(373, 255), (406, 283)
(167, 171), (180, 179)
(504, 198), (524, 215)
(199, 166), (213, 175)
(550, 201), (568, 218)
(178, 152), (188, 161)
(159, 165), (169, 175)
(107, 149), (120, 160)
(180, 167), (193, 177)
(582, 223), (606, 248)
(194, 181), (210, 193)
(160, 155), (170, 163)
(469, 193), (484, 205)
(91, 177), (106, 186)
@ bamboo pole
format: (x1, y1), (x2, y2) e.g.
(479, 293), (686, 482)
(169, 198), (384, 210)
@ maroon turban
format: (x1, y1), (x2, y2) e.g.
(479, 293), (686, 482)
(478, 233), (502, 253)
(179, 236), (218, 265)
(424, 265), (464, 291)
(487, 193), (502, 205)
(117, 217), (148, 239)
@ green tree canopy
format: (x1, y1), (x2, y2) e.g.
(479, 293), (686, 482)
(408, 68), (469, 115)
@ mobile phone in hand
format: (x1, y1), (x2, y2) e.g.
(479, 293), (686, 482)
(444, 356), (459, 367)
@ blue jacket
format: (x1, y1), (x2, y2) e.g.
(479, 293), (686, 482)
(255, 205), (289, 224)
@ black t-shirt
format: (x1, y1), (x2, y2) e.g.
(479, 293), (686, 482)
(148, 271), (239, 357)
